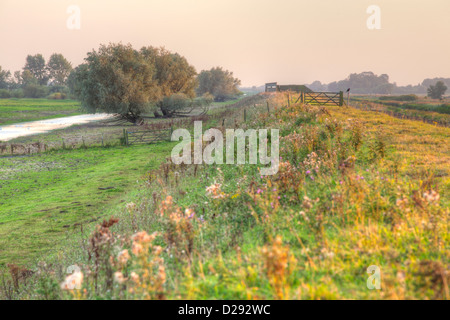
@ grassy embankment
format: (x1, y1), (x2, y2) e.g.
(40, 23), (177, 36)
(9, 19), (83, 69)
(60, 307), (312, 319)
(0, 97), (248, 265)
(1, 93), (449, 300)
(351, 96), (450, 126)
(0, 99), (82, 125)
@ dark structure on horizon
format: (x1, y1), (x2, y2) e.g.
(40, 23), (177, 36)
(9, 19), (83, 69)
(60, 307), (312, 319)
(265, 82), (312, 93)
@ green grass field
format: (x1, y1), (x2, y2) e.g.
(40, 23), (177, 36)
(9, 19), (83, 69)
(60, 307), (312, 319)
(1, 95), (448, 300)
(0, 97), (243, 265)
(0, 99), (82, 125)
(0, 142), (175, 265)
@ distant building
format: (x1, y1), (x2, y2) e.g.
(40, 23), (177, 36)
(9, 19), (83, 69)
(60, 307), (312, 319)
(265, 82), (312, 93)
(265, 82), (278, 92)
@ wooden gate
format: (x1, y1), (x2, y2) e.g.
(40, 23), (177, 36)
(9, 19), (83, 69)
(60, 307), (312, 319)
(297, 91), (344, 106)
(124, 127), (172, 146)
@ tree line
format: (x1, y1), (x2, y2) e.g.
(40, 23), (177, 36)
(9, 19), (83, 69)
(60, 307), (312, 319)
(0, 44), (243, 121)
(0, 53), (72, 98)
(308, 72), (448, 99)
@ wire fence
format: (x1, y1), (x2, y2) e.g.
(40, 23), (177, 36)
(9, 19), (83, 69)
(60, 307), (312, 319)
(0, 95), (272, 156)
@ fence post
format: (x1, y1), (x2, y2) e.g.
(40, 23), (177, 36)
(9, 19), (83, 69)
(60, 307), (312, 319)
(123, 128), (128, 146)
(101, 133), (104, 147)
(169, 126), (173, 141)
(301, 92), (304, 104)
(339, 91), (344, 106)
(287, 94), (290, 107)
(244, 108), (247, 122)
(267, 101), (270, 113)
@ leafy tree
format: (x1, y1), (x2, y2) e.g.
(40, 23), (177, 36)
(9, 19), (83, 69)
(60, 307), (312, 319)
(70, 44), (201, 122)
(72, 43), (159, 123)
(22, 84), (49, 98)
(0, 66), (12, 89)
(328, 72), (392, 94)
(23, 54), (48, 85)
(374, 83), (395, 94)
(7, 71), (23, 90)
(422, 78), (450, 90)
(0, 89), (11, 98)
(21, 70), (38, 86)
(157, 93), (213, 117)
(196, 67), (241, 101)
(308, 80), (328, 91)
(140, 46), (197, 99)
(67, 64), (88, 98)
(427, 81), (448, 99)
(47, 53), (73, 85)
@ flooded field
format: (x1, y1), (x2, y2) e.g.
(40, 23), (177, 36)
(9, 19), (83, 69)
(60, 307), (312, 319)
(0, 114), (112, 141)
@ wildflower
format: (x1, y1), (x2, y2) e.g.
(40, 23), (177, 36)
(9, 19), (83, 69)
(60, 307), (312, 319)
(130, 272), (140, 283)
(126, 202), (137, 213)
(153, 246), (163, 255)
(206, 182), (226, 199)
(158, 265), (166, 283)
(114, 271), (126, 284)
(160, 196), (174, 216)
(320, 248), (335, 259)
(396, 196), (410, 212)
(132, 242), (144, 256)
(185, 208), (195, 219)
(117, 249), (130, 266)
(301, 247), (311, 255)
(132, 231), (155, 243)
(310, 176), (314, 180)
(257, 188), (263, 194)
(260, 236), (294, 299)
(306, 170), (311, 175)
(423, 190), (440, 204)
(61, 271), (83, 290)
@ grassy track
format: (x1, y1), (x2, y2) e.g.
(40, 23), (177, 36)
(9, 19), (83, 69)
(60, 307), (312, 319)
(0, 142), (174, 265)
(0, 99), (82, 125)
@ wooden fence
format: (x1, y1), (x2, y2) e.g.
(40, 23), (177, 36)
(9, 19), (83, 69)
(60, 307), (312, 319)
(295, 91), (345, 106)
(123, 127), (173, 146)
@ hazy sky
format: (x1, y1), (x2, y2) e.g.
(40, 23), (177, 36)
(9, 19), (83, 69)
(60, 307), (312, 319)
(0, 0), (449, 86)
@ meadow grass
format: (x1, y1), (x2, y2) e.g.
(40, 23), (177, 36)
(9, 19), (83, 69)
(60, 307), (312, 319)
(1, 94), (448, 300)
(0, 99), (82, 125)
(0, 142), (175, 265)
(351, 96), (450, 126)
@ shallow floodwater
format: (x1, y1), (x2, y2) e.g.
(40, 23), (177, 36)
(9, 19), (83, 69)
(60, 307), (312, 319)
(0, 114), (112, 141)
